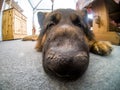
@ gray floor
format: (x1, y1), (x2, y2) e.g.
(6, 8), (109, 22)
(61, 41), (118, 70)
(0, 40), (120, 90)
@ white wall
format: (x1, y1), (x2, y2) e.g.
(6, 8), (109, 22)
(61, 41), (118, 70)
(54, 0), (76, 9)
(16, 0), (77, 35)
(0, 0), (5, 41)
(0, 12), (2, 41)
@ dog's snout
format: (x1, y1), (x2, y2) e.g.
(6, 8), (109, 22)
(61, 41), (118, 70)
(43, 27), (89, 79)
(41, 9), (91, 79)
(44, 48), (89, 78)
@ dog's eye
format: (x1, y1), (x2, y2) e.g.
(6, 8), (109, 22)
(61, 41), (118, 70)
(47, 13), (61, 28)
(47, 21), (55, 27)
(70, 14), (82, 27)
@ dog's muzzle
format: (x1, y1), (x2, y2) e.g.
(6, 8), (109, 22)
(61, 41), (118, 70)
(43, 42), (89, 79)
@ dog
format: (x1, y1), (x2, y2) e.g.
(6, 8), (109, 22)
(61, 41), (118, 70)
(23, 9), (112, 80)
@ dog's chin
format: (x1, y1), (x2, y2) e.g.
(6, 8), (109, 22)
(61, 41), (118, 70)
(43, 45), (89, 80)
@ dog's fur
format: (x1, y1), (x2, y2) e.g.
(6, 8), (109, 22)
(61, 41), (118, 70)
(23, 9), (112, 80)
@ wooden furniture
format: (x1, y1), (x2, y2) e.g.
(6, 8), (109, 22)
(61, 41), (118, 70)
(92, 0), (120, 45)
(2, 8), (27, 40)
(76, 0), (120, 45)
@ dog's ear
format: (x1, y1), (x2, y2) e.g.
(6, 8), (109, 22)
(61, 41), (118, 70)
(37, 12), (49, 29)
(77, 9), (94, 40)
(77, 8), (89, 27)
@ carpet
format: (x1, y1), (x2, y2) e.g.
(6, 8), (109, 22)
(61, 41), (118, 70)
(0, 40), (120, 90)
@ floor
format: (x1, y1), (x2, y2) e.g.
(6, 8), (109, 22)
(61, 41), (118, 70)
(0, 40), (120, 90)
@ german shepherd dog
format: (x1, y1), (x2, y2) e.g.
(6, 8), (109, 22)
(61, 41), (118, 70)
(23, 9), (112, 80)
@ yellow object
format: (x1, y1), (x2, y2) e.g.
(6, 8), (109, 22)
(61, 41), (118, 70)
(2, 8), (27, 40)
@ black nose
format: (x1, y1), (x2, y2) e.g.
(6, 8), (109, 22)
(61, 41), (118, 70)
(43, 48), (89, 79)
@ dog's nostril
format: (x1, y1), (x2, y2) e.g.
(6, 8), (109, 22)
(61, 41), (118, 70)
(47, 51), (61, 62)
(76, 52), (87, 57)
(44, 50), (89, 79)
(47, 52), (54, 59)
(75, 52), (88, 60)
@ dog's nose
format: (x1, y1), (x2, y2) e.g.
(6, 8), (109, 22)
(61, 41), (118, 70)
(44, 47), (89, 78)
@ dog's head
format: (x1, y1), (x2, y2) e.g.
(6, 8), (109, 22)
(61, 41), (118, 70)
(37, 9), (94, 79)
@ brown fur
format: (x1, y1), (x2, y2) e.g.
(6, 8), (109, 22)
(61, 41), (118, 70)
(23, 9), (112, 80)
(22, 35), (38, 41)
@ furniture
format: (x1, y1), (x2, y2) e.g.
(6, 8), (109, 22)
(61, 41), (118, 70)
(76, 0), (120, 45)
(92, 0), (120, 45)
(2, 8), (27, 40)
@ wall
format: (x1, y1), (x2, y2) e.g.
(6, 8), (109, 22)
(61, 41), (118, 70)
(0, 12), (2, 41)
(0, 0), (4, 41)
(0, 0), (77, 37)
(16, 0), (77, 35)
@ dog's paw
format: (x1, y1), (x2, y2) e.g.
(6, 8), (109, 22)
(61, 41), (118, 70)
(22, 35), (38, 41)
(90, 41), (113, 56)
